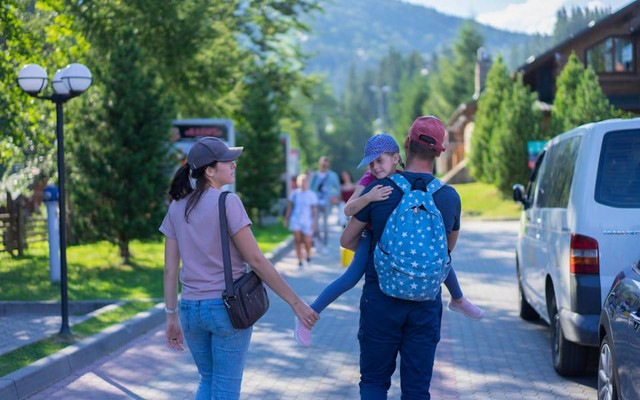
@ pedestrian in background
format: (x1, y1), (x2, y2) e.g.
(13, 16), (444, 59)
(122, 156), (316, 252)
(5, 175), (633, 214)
(338, 170), (356, 227)
(161, 137), (319, 400)
(310, 156), (340, 250)
(283, 173), (318, 268)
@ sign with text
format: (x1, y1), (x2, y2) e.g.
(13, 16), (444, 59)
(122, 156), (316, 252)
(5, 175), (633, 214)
(174, 122), (229, 142)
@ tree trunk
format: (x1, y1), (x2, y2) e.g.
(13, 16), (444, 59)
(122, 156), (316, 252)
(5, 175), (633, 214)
(119, 239), (131, 264)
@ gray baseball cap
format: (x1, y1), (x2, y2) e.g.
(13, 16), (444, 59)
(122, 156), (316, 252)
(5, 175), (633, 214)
(186, 137), (243, 170)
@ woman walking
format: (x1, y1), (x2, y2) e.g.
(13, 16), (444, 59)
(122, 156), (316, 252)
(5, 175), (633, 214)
(161, 137), (319, 400)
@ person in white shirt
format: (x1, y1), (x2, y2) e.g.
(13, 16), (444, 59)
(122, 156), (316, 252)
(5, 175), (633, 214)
(283, 174), (318, 268)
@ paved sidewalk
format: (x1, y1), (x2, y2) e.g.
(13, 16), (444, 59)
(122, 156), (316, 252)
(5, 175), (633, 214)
(0, 314), (86, 356)
(29, 219), (597, 399)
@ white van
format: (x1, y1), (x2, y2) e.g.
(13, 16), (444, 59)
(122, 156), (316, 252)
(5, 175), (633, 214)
(513, 118), (640, 376)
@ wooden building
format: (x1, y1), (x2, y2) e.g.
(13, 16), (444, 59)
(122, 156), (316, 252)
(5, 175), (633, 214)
(440, 1), (640, 179)
(519, 0), (640, 112)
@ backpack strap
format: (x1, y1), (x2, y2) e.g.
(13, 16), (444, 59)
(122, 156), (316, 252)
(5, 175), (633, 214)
(389, 173), (411, 193)
(426, 178), (445, 196)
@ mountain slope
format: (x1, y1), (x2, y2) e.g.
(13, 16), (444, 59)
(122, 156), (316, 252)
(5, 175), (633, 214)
(302, 0), (530, 89)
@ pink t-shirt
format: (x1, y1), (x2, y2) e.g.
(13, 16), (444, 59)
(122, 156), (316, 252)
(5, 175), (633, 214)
(159, 188), (252, 300)
(358, 171), (376, 187)
(358, 170), (402, 187)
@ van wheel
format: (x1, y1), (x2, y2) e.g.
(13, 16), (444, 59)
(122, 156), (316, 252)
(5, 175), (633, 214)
(549, 296), (588, 376)
(518, 280), (539, 321)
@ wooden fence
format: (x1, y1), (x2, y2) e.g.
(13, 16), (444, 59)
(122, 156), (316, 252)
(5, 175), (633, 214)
(0, 194), (48, 257)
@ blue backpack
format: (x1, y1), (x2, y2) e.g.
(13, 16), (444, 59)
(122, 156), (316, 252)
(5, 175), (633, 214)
(373, 173), (451, 301)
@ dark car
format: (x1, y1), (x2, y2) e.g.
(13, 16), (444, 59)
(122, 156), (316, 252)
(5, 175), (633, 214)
(598, 262), (640, 400)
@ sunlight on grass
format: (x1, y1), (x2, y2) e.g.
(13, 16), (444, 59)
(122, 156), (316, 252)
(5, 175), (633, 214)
(452, 182), (522, 220)
(0, 225), (290, 301)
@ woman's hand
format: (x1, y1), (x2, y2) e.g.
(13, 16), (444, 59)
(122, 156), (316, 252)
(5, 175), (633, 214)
(283, 218), (289, 228)
(292, 301), (320, 330)
(165, 315), (185, 351)
(365, 184), (393, 202)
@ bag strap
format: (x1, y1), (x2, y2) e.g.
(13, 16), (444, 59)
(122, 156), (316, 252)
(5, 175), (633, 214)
(218, 191), (235, 297)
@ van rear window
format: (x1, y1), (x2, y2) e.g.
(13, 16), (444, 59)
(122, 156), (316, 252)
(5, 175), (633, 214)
(595, 129), (640, 208)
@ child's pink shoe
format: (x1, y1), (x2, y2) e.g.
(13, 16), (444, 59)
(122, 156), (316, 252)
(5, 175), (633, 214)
(448, 298), (484, 320)
(294, 316), (312, 348)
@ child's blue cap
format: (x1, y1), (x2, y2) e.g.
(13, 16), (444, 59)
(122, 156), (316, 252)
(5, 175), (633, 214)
(357, 133), (399, 168)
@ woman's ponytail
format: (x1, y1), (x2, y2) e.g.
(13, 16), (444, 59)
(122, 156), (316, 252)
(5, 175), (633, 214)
(168, 164), (192, 201)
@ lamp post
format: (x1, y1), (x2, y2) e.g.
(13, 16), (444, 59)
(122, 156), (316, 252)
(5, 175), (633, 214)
(17, 63), (92, 337)
(369, 85), (391, 131)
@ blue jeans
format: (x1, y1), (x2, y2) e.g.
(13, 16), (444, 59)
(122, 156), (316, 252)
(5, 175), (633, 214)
(180, 298), (252, 400)
(359, 287), (442, 400)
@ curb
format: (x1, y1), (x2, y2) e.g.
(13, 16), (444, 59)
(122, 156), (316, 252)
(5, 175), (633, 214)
(0, 234), (294, 400)
(0, 300), (116, 316)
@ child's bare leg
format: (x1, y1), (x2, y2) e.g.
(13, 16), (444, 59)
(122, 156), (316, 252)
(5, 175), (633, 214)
(303, 234), (313, 262)
(293, 231), (304, 265)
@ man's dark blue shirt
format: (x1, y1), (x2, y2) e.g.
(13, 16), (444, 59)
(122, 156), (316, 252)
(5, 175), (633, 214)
(354, 171), (461, 294)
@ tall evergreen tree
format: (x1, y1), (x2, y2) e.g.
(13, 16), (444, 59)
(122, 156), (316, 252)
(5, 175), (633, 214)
(575, 66), (616, 122)
(552, 53), (617, 134)
(70, 26), (174, 262)
(423, 21), (484, 119)
(235, 64), (288, 224)
(491, 74), (543, 197)
(469, 55), (511, 182)
(551, 53), (584, 134)
(552, 6), (610, 45)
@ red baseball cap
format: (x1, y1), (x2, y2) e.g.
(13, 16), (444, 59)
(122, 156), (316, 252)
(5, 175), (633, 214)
(408, 116), (446, 155)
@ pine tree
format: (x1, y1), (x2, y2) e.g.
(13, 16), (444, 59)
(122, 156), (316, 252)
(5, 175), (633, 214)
(423, 21), (484, 119)
(551, 53), (584, 134)
(491, 74), (543, 197)
(575, 66), (616, 122)
(69, 26), (174, 262)
(552, 53), (617, 134)
(469, 56), (511, 182)
(236, 65), (287, 224)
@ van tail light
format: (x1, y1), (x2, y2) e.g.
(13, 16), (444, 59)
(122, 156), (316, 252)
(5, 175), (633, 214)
(570, 234), (599, 274)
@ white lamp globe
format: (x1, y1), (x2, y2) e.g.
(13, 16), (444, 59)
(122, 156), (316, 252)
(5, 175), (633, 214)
(61, 63), (92, 94)
(52, 68), (70, 95)
(17, 64), (48, 94)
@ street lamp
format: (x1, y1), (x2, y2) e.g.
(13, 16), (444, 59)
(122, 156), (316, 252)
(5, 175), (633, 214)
(17, 63), (92, 338)
(369, 85), (391, 131)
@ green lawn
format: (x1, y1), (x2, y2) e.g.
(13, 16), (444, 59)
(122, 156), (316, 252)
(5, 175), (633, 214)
(452, 181), (522, 220)
(0, 223), (290, 301)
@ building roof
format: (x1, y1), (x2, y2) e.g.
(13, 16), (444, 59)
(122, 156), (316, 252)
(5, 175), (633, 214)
(516, 1), (640, 74)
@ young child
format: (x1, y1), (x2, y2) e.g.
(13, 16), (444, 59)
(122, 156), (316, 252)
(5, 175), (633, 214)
(293, 133), (483, 348)
(284, 174), (318, 268)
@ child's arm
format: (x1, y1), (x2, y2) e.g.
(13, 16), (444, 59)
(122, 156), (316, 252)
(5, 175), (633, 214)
(344, 184), (393, 217)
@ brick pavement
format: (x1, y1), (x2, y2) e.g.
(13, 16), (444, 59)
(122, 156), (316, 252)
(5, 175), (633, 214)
(29, 219), (597, 399)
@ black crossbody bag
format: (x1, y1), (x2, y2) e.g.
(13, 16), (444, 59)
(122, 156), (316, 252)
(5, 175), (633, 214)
(219, 191), (270, 329)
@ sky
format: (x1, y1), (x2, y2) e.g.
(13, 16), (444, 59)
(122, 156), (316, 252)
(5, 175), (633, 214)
(401, 0), (633, 34)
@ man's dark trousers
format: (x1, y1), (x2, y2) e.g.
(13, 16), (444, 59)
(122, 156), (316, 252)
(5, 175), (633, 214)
(358, 286), (442, 400)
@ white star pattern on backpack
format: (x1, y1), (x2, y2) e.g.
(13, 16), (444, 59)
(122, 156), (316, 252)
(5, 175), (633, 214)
(373, 174), (450, 301)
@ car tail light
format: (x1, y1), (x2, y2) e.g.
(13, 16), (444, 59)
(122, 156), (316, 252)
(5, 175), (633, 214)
(570, 234), (599, 274)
